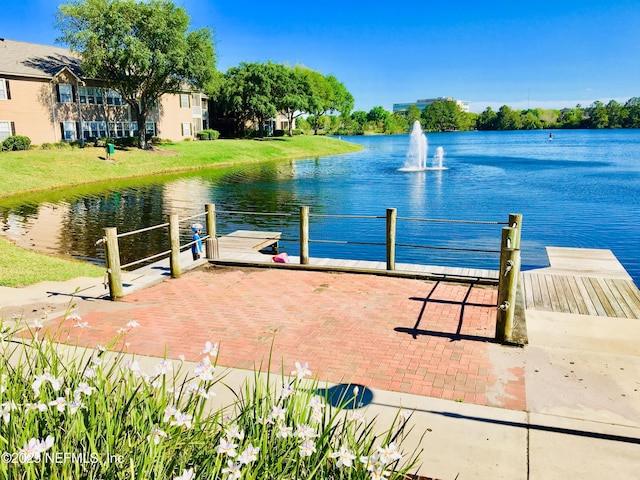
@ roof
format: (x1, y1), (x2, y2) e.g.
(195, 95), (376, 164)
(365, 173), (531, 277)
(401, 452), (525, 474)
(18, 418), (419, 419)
(0, 38), (83, 79)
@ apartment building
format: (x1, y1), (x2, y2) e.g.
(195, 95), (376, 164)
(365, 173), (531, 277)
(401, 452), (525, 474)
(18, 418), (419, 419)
(0, 38), (208, 144)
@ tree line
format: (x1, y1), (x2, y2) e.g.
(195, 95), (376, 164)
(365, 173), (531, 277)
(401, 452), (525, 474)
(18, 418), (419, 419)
(296, 97), (640, 136)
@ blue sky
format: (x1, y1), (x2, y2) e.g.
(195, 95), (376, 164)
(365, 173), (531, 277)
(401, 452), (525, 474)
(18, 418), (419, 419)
(2, 0), (639, 113)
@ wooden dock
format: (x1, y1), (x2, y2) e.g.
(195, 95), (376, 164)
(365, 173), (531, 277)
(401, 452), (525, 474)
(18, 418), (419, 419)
(215, 230), (281, 254)
(522, 247), (640, 319)
(212, 230), (499, 283)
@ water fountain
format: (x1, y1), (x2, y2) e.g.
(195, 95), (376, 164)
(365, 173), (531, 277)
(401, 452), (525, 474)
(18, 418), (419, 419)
(399, 121), (447, 171)
(433, 146), (445, 170)
(399, 121), (428, 171)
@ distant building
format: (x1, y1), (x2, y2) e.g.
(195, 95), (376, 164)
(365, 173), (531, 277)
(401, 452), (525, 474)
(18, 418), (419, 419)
(393, 97), (470, 114)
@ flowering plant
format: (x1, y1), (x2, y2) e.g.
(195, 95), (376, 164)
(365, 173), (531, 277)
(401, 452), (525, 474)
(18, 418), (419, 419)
(0, 307), (421, 479)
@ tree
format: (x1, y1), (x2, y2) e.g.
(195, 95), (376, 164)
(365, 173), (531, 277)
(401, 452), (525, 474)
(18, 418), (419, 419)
(366, 106), (389, 130)
(274, 65), (311, 136)
(56, 0), (217, 149)
(219, 62), (279, 137)
(476, 107), (498, 130)
(495, 105), (522, 130)
(624, 97), (640, 128)
(605, 100), (627, 128)
(303, 69), (354, 134)
(586, 101), (608, 129)
(560, 105), (585, 128)
(405, 104), (422, 125)
(422, 100), (463, 132)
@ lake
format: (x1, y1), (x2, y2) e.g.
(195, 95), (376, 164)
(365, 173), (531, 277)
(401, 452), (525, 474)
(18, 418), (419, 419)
(2, 129), (639, 285)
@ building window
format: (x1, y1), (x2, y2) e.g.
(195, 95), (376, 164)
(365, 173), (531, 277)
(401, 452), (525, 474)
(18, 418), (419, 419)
(180, 94), (190, 109)
(109, 122), (132, 138)
(82, 121), (108, 139)
(106, 89), (124, 106)
(0, 121), (12, 141)
(80, 87), (107, 105)
(0, 79), (9, 100)
(62, 121), (77, 141)
(58, 84), (74, 103)
(181, 123), (191, 136)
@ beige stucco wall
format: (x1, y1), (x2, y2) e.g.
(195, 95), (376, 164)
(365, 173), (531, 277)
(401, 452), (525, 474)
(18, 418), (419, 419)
(156, 93), (198, 141)
(0, 76), (59, 144)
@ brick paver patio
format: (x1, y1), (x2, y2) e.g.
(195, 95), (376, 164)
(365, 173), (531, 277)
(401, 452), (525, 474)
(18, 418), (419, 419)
(48, 266), (526, 410)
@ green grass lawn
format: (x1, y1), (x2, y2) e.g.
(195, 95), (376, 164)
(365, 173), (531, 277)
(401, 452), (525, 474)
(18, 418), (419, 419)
(0, 237), (105, 287)
(0, 136), (362, 286)
(0, 136), (362, 198)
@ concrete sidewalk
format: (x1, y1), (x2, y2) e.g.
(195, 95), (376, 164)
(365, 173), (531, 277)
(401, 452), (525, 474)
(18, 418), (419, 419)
(2, 261), (640, 479)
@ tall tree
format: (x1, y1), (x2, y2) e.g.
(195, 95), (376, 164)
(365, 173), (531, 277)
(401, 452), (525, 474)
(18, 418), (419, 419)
(56, 0), (216, 149)
(219, 62), (278, 137)
(476, 107), (498, 130)
(274, 65), (311, 136)
(303, 69), (353, 134)
(586, 101), (609, 129)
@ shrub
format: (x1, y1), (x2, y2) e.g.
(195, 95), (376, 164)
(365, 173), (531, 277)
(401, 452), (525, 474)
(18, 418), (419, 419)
(273, 129), (285, 137)
(199, 129), (220, 140)
(197, 132), (209, 141)
(1, 135), (31, 151)
(0, 309), (421, 479)
(291, 129), (303, 136)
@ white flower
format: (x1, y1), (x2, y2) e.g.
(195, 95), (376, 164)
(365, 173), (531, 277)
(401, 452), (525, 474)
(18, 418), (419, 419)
(276, 424), (293, 439)
(281, 382), (296, 399)
(268, 405), (287, 424)
(295, 424), (317, 440)
(19, 435), (54, 462)
(67, 400), (85, 414)
(173, 468), (194, 480)
(155, 360), (172, 375)
(369, 464), (391, 480)
(200, 341), (219, 357)
(75, 321), (89, 328)
(170, 412), (193, 429)
(67, 310), (81, 322)
(32, 373), (64, 396)
(148, 426), (168, 445)
(377, 442), (402, 465)
(225, 424), (244, 440)
(194, 356), (215, 381)
(91, 356), (103, 367)
(32, 319), (43, 330)
(299, 439), (316, 457)
(221, 460), (242, 480)
(83, 366), (97, 379)
(97, 344), (106, 352)
(186, 383), (213, 399)
(291, 361), (311, 380)
(1, 401), (17, 423)
(126, 320), (140, 328)
(217, 437), (238, 457)
(237, 444), (259, 464)
(163, 406), (179, 422)
(49, 396), (67, 413)
(179, 354), (186, 362)
(329, 445), (357, 468)
(74, 382), (95, 399)
(116, 327), (127, 334)
(25, 402), (48, 413)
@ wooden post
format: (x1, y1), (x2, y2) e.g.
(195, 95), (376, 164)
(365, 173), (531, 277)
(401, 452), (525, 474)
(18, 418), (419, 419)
(386, 208), (397, 270)
(205, 204), (216, 240)
(104, 227), (123, 300)
(169, 213), (181, 278)
(300, 205), (309, 265)
(496, 227), (520, 343)
(509, 213), (523, 250)
(205, 203), (218, 259)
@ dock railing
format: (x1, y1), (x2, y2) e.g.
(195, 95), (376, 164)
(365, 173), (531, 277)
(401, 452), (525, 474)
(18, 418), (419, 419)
(99, 204), (521, 343)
